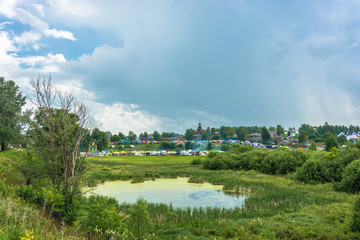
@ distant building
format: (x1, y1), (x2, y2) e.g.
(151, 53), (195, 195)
(193, 123), (204, 141)
(269, 131), (283, 141)
(338, 132), (360, 142)
(248, 133), (262, 142)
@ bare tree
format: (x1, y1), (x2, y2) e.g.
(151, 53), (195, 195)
(30, 74), (97, 212)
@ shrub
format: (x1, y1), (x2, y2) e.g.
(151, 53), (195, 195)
(229, 144), (252, 154)
(191, 158), (202, 165)
(239, 150), (269, 171)
(336, 146), (360, 167)
(203, 154), (233, 170)
(351, 195), (360, 232)
(129, 197), (152, 240)
(0, 179), (8, 196)
(79, 195), (126, 238)
(339, 160), (360, 193)
(261, 150), (306, 175)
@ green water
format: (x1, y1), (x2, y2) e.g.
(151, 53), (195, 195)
(89, 177), (246, 208)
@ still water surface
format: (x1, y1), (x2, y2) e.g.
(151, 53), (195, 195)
(89, 178), (246, 208)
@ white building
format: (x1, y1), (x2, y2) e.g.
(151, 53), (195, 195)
(338, 132), (360, 142)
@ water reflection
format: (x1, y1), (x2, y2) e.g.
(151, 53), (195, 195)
(89, 178), (246, 209)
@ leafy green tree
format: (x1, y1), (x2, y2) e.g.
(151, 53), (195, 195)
(236, 127), (248, 141)
(298, 131), (307, 145)
(0, 77), (26, 151)
(220, 144), (230, 151)
(91, 128), (108, 151)
(152, 131), (161, 141)
(129, 198), (152, 240)
(276, 124), (284, 136)
(185, 129), (195, 140)
(80, 196), (126, 237)
(299, 123), (315, 136)
(207, 142), (212, 150)
(118, 132), (126, 140)
(309, 143), (316, 151)
(337, 134), (347, 145)
(29, 75), (97, 223)
(202, 131), (210, 140)
(128, 131), (137, 141)
(324, 133), (339, 151)
(261, 127), (271, 144)
(351, 195), (360, 232)
(110, 134), (120, 142)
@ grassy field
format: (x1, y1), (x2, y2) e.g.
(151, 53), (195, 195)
(86, 155), (359, 239)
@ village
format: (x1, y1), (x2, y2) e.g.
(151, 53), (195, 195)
(84, 122), (360, 157)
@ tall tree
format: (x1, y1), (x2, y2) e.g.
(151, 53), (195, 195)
(276, 124), (284, 136)
(261, 127), (271, 144)
(298, 130), (307, 145)
(185, 129), (196, 140)
(128, 131), (137, 141)
(118, 132), (126, 140)
(91, 128), (108, 151)
(29, 75), (97, 222)
(152, 131), (161, 141)
(324, 133), (339, 151)
(0, 77), (26, 151)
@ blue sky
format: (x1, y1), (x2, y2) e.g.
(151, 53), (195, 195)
(0, 0), (360, 134)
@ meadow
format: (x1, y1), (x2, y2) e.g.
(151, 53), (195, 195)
(86, 154), (359, 239)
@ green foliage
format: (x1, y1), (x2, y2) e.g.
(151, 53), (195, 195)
(229, 144), (252, 154)
(190, 158), (202, 165)
(110, 134), (120, 142)
(261, 127), (271, 144)
(339, 160), (360, 193)
(261, 149), (306, 175)
(203, 154), (233, 170)
(298, 131), (307, 145)
(351, 195), (360, 232)
(309, 143), (316, 151)
(220, 143), (230, 151)
(324, 133), (339, 151)
(0, 77), (26, 151)
(128, 131), (137, 141)
(152, 131), (161, 141)
(295, 152), (341, 183)
(79, 195), (126, 238)
(91, 128), (108, 151)
(184, 129), (195, 140)
(129, 197), (152, 240)
(338, 134), (348, 144)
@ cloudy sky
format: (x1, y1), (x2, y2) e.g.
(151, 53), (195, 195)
(1, 0), (360, 134)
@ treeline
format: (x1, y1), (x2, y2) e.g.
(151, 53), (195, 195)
(81, 123), (360, 151)
(203, 142), (360, 193)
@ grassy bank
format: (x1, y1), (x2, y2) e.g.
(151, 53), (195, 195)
(86, 155), (359, 239)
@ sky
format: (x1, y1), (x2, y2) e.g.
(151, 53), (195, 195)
(0, 0), (360, 135)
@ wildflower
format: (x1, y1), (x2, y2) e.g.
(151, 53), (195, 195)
(20, 230), (37, 240)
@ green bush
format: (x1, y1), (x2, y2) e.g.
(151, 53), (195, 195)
(0, 179), (8, 196)
(339, 160), (360, 193)
(240, 150), (269, 171)
(129, 197), (152, 240)
(203, 154), (233, 170)
(79, 195), (126, 238)
(190, 158), (202, 165)
(261, 150), (306, 175)
(351, 195), (360, 232)
(295, 151), (342, 183)
(229, 144), (252, 154)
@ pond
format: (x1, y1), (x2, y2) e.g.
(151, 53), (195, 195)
(88, 177), (246, 209)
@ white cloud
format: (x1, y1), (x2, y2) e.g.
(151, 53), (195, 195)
(44, 28), (76, 41)
(91, 102), (163, 134)
(0, 21), (12, 29)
